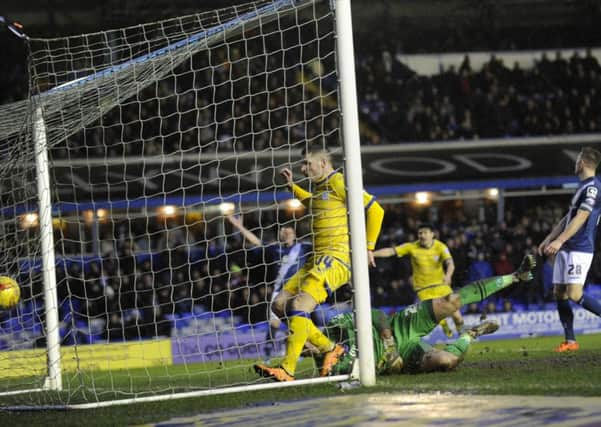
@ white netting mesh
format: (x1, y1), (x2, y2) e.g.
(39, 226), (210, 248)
(0, 0), (352, 406)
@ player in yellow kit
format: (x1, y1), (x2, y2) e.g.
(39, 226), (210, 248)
(373, 223), (464, 337)
(254, 143), (384, 382)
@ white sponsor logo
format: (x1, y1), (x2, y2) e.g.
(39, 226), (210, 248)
(586, 186), (598, 198)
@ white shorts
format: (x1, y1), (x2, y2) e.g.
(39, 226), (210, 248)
(552, 250), (594, 285)
(269, 287), (281, 322)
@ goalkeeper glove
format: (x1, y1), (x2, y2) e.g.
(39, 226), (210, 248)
(378, 336), (403, 374)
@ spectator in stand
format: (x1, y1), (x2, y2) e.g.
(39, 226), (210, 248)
(493, 252), (514, 276)
(503, 299), (514, 313)
(467, 252), (494, 283)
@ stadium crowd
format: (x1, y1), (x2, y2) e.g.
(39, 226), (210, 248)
(43, 45), (601, 156)
(3, 22), (601, 152)
(357, 48), (601, 142)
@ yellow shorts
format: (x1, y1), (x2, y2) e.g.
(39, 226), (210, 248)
(415, 284), (452, 301)
(282, 255), (350, 304)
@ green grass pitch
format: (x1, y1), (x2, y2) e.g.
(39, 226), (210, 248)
(2, 334), (601, 426)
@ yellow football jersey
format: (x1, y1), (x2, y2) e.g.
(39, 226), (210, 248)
(394, 239), (452, 289)
(291, 171), (376, 263)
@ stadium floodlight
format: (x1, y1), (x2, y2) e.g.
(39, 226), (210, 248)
(19, 213), (39, 229)
(157, 205), (179, 219)
(218, 202), (236, 216)
(83, 208), (109, 224)
(415, 191), (431, 205)
(0, 0), (375, 408)
(486, 188), (500, 199)
(285, 198), (303, 210)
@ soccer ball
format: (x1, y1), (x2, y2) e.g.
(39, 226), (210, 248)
(0, 276), (20, 309)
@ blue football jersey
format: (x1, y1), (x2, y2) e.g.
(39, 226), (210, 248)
(265, 241), (312, 289)
(563, 176), (601, 253)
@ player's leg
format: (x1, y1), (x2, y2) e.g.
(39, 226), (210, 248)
(271, 289), (294, 320)
(552, 250), (601, 352)
(279, 291), (320, 377)
(442, 319), (499, 363)
(571, 284), (601, 315)
(436, 310), (465, 338)
(264, 288), (287, 358)
(319, 312), (356, 375)
(417, 286), (455, 337)
(564, 252), (601, 316)
(554, 284), (578, 352)
(420, 348), (461, 372)
(553, 250), (578, 352)
(419, 320), (499, 372)
(451, 309), (465, 334)
(264, 312), (280, 359)
(254, 270), (303, 381)
(428, 254), (535, 324)
(257, 256), (348, 380)
(431, 295), (462, 324)
(255, 289), (318, 381)
(299, 256), (350, 377)
(454, 254), (536, 309)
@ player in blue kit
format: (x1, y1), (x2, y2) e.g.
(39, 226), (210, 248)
(227, 214), (311, 356)
(538, 146), (601, 352)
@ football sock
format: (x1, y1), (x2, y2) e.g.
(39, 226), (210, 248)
(306, 320), (334, 353)
(578, 294), (601, 317)
(443, 333), (472, 358)
(281, 313), (312, 375)
(557, 299), (575, 342)
(458, 275), (514, 305)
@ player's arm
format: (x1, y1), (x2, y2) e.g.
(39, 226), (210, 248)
(372, 310), (403, 374)
(372, 309), (393, 350)
(443, 258), (455, 286)
(226, 214), (262, 247)
(538, 214), (568, 255)
(365, 195), (384, 267)
(280, 167), (311, 202)
(372, 309), (392, 336)
(372, 247), (396, 257)
(330, 175), (384, 266)
(364, 193), (384, 250)
(544, 209), (590, 255)
(374, 243), (409, 258)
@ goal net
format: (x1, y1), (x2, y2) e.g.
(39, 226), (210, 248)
(0, 0), (373, 408)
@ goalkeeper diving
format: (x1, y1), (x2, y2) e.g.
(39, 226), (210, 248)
(320, 254), (536, 376)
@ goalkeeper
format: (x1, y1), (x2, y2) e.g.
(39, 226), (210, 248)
(322, 254), (536, 376)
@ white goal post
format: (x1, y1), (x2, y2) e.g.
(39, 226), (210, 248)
(0, 0), (375, 408)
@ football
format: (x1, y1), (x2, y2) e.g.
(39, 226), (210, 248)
(0, 276), (20, 309)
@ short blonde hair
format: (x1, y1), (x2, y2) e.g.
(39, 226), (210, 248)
(302, 142), (332, 164)
(581, 146), (601, 170)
